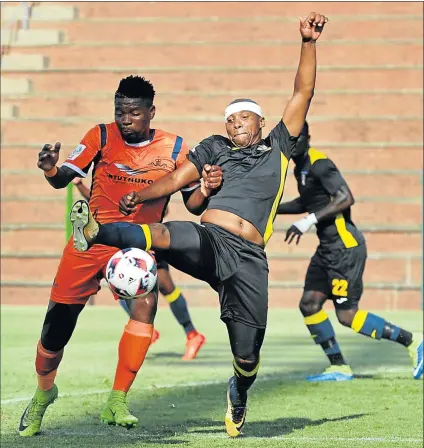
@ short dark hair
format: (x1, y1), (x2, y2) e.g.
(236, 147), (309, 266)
(115, 76), (155, 107)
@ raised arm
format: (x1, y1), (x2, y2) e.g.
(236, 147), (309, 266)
(282, 12), (328, 137)
(38, 142), (77, 189)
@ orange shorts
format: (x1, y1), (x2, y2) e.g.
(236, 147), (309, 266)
(50, 240), (120, 305)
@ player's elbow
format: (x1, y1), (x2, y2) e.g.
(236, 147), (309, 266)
(293, 86), (314, 100)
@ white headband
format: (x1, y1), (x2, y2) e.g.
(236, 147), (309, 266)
(224, 101), (263, 121)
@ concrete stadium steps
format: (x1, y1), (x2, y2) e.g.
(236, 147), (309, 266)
(70, 1), (424, 17)
(1, 1), (421, 309)
(1, 227), (420, 258)
(2, 69), (422, 92)
(29, 18), (424, 43)
(0, 54), (48, 71)
(1, 3), (77, 21)
(2, 145), (422, 171)
(1, 170), (422, 198)
(9, 43), (423, 68)
(265, 232), (421, 254)
(0, 77), (32, 95)
(5, 92), (423, 118)
(1, 252), (421, 287)
(2, 117), (423, 144)
(0, 29), (64, 46)
(1, 197), (422, 225)
(1, 103), (17, 119)
(1, 284), (420, 310)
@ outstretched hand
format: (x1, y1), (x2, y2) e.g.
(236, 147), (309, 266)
(299, 12), (328, 42)
(37, 142), (61, 172)
(284, 224), (303, 245)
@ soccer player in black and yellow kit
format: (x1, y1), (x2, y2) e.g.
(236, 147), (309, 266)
(278, 122), (423, 381)
(69, 12), (329, 438)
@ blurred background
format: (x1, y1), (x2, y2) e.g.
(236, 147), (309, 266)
(1, 1), (422, 310)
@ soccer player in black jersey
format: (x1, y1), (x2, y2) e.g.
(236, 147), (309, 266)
(70, 13), (329, 437)
(278, 122), (423, 382)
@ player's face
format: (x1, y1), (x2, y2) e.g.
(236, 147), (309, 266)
(115, 98), (155, 144)
(225, 111), (264, 148)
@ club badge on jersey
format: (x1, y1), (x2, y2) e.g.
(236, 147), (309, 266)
(301, 170), (308, 186)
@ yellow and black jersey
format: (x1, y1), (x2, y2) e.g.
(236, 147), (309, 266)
(294, 148), (365, 250)
(187, 121), (297, 245)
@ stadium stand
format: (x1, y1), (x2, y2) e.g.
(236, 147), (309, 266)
(1, 1), (422, 309)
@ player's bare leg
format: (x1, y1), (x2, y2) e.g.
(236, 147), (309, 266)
(100, 288), (158, 428)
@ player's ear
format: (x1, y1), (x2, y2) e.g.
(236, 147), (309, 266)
(149, 105), (156, 121)
(260, 117), (265, 129)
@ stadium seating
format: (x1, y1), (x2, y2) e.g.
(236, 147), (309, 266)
(1, 2), (422, 309)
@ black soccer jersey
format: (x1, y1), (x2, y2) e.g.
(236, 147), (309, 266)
(187, 121), (297, 244)
(294, 148), (365, 249)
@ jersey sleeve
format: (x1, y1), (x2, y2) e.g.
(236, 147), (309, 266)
(311, 158), (348, 196)
(175, 138), (190, 168)
(268, 121), (298, 158)
(173, 138), (201, 193)
(186, 136), (216, 175)
(61, 126), (101, 177)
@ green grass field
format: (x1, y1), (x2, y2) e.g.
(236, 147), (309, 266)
(1, 306), (423, 448)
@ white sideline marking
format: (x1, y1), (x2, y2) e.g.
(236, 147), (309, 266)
(1, 367), (413, 405)
(1, 379), (225, 405)
(11, 430), (422, 444)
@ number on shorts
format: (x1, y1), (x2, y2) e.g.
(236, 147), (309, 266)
(332, 279), (348, 296)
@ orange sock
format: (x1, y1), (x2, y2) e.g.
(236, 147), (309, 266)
(35, 340), (64, 391)
(112, 320), (153, 392)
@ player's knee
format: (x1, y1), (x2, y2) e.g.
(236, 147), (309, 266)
(336, 308), (356, 327)
(234, 355), (259, 373)
(299, 293), (323, 317)
(129, 291), (158, 324)
(151, 223), (171, 250)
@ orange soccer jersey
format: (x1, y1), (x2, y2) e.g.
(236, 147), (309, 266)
(63, 122), (191, 224)
(51, 123), (193, 305)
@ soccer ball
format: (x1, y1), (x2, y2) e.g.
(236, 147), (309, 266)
(105, 248), (157, 299)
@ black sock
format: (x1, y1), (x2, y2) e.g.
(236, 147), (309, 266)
(382, 323), (413, 347)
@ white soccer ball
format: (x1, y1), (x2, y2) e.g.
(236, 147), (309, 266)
(106, 248), (157, 299)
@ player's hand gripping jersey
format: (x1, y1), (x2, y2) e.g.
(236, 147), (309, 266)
(188, 121), (297, 244)
(63, 122), (193, 224)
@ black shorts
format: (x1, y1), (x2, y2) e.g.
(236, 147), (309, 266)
(304, 244), (367, 309)
(156, 221), (269, 329)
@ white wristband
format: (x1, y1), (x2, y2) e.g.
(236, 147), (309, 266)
(293, 213), (318, 234)
(307, 213), (318, 225)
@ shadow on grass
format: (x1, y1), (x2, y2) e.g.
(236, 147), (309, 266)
(1, 373), (369, 447)
(1, 326), (412, 447)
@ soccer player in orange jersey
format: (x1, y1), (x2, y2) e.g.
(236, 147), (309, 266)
(19, 76), (222, 437)
(74, 176), (204, 358)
